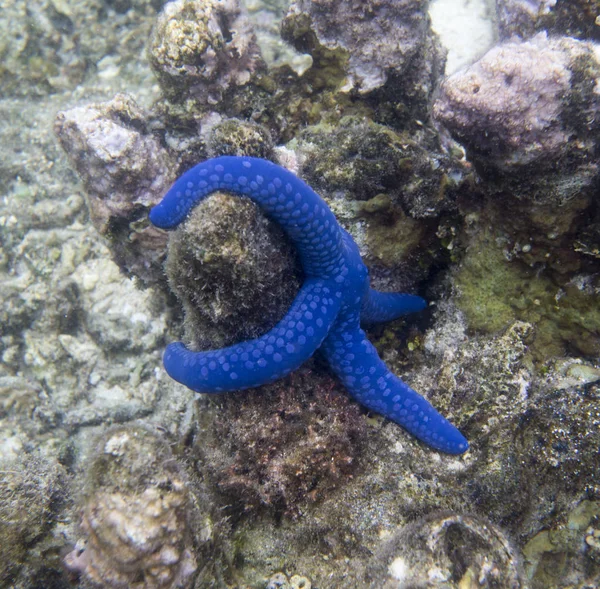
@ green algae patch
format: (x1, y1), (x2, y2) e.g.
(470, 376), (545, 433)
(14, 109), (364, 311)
(280, 11), (352, 93)
(455, 228), (600, 360)
(360, 197), (427, 268)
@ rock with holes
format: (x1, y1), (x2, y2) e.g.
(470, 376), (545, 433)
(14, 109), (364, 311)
(433, 33), (600, 203)
(148, 0), (265, 103)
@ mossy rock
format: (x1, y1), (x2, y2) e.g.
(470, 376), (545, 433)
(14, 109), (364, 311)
(455, 227), (600, 360)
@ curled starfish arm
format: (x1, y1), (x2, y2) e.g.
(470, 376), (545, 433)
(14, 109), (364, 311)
(161, 278), (342, 393)
(149, 156), (344, 278)
(321, 323), (468, 454)
(360, 290), (427, 324)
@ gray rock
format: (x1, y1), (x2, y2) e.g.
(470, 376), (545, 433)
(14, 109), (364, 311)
(368, 513), (524, 587)
(55, 93), (174, 285)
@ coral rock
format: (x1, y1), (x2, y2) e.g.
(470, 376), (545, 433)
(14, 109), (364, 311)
(54, 93), (175, 285)
(523, 499), (600, 586)
(206, 118), (275, 159)
(433, 33), (600, 202)
(148, 0), (265, 103)
(64, 426), (199, 589)
(0, 456), (67, 585)
(497, 0), (600, 41)
(282, 0), (441, 95)
(496, 0), (558, 39)
(291, 117), (470, 288)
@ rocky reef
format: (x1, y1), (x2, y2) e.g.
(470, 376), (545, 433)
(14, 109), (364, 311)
(281, 0), (445, 115)
(1, 0), (599, 588)
(148, 0), (265, 103)
(64, 425), (202, 589)
(433, 32), (600, 203)
(434, 31), (600, 360)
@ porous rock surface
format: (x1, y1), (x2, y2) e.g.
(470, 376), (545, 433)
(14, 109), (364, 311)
(64, 426), (200, 589)
(148, 0), (265, 103)
(434, 33), (600, 202)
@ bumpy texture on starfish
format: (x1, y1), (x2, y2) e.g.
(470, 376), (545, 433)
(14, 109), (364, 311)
(150, 156), (468, 454)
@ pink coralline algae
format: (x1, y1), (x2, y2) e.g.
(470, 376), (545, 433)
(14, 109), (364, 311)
(54, 94), (175, 285)
(55, 94), (175, 234)
(433, 33), (600, 201)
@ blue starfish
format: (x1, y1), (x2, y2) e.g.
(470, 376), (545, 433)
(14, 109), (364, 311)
(150, 156), (468, 454)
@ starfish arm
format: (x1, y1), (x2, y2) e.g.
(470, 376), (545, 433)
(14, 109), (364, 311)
(321, 323), (468, 454)
(360, 290), (427, 324)
(161, 278), (342, 393)
(150, 156), (469, 453)
(149, 156), (345, 278)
